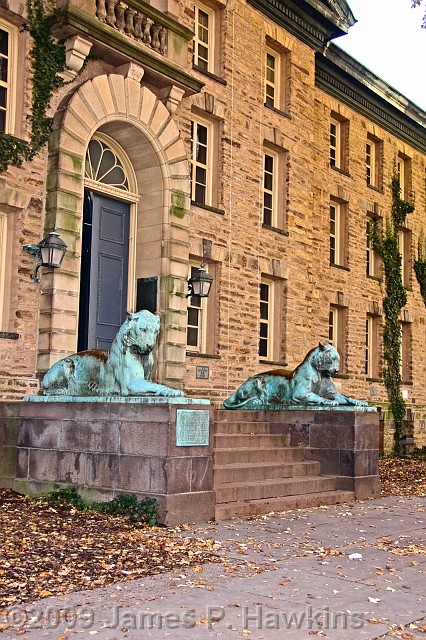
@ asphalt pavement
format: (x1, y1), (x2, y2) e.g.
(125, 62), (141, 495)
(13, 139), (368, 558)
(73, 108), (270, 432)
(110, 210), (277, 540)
(1, 495), (425, 639)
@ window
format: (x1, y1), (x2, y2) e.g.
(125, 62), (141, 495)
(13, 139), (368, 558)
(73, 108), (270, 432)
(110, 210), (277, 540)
(329, 201), (346, 267)
(259, 280), (273, 359)
(329, 115), (348, 171)
(366, 135), (382, 189)
(365, 315), (380, 378)
(187, 264), (208, 352)
(265, 49), (278, 109)
(259, 277), (284, 361)
(397, 154), (411, 201)
(398, 228), (412, 288)
(400, 321), (412, 382)
(264, 44), (289, 112)
(366, 217), (380, 277)
(262, 145), (288, 230)
(190, 118), (212, 206)
(193, 3), (214, 73)
(328, 305), (346, 368)
(0, 23), (16, 134)
(263, 151), (276, 226)
(365, 141), (374, 186)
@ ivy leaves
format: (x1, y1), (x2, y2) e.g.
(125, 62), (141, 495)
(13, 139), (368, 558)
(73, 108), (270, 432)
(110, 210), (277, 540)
(0, 0), (66, 171)
(414, 233), (426, 305)
(370, 165), (414, 456)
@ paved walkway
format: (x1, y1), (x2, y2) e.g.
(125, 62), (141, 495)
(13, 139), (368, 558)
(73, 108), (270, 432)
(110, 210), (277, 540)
(1, 496), (425, 639)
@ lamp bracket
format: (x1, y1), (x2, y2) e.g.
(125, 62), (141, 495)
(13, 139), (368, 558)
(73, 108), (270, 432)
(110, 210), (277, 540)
(23, 244), (41, 259)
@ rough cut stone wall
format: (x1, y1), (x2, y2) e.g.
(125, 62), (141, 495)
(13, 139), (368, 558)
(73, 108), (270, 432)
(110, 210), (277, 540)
(0, 0), (425, 452)
(176, 0), (426, 450)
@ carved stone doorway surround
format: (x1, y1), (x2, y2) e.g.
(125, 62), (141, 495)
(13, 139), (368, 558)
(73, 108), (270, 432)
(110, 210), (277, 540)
(39, 71), (190, 390)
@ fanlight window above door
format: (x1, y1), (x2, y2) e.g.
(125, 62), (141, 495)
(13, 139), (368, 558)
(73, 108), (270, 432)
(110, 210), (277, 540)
(85, 138), (129, 191)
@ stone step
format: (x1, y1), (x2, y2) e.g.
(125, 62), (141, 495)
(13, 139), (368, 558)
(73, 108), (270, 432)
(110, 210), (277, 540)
(215, 409), (271, 422)
(214, 446), (305, 465)
(215, 475), (338, 504)
(214, 490), (355, 521)
(214, 460), (321, 484)
(214, 433), (290, 448)
(214, 421), (274, 435)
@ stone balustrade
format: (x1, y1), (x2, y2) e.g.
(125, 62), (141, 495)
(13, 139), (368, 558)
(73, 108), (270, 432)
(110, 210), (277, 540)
(96, 0), (167, 55)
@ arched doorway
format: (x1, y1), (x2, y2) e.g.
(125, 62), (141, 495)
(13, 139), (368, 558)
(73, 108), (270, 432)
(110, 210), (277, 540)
(79, 133), (138, 351)
(41, 74), (191, 390)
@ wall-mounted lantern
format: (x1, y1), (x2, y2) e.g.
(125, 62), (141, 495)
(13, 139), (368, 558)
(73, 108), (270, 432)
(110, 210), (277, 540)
(23, 229), (67, 284)
(187, 262), (213, 298)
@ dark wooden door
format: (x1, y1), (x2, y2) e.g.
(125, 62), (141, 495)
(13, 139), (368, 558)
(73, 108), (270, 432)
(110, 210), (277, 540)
(78, 191), (130, 351)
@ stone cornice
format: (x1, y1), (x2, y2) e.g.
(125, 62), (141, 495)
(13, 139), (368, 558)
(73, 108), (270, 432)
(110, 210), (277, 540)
(52, 5), (203, 95)
(247, 0), (355, 51)
(316, 47), (426, 155)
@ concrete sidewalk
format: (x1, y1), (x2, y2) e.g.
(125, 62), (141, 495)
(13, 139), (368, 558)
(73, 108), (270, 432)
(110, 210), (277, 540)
(1, 495), (425, 639)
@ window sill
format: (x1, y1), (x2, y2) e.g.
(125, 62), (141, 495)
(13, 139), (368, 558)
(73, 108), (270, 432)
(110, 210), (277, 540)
(264, 104), (291, 120)
(330, 263), (350, 272)
(330, 165), (350, 177)
(366, 377), (383, 383)
(262, 223), (289, 236)
(367, 184), (384, 194)
(192, 65), (227, 85)
(259, 360), (288, 367)
(0, 331), (19, 340)
(334, 373), (349, 379)
(367, 274), (382, 282)
(191, 201), (225, 215)
(186, 351), (220, 359)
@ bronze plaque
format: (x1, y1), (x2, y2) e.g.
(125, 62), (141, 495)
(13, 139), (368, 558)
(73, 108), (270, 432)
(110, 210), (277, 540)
(176, 410), (210, 446)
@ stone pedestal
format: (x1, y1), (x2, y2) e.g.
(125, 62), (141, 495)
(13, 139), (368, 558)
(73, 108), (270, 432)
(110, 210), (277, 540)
(0, 399), (214, 525)
(263, 407), (380, 499)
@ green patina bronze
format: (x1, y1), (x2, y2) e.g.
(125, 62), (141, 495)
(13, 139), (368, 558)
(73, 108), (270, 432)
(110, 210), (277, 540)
(223, 343), (369, 410)
(42, 310), (183, 398)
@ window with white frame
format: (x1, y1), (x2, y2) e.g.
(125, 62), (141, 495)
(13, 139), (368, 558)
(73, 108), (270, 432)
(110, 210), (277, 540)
(265, 48), (279, 109)
(330, 115), (348, 171)
(0, 23), (17, 134)
(259, 279), (273, 359)
(366, 135), (381, 188)
(397, 154), (411, 201)
(187, 264), (208, 352)
(328, 305), (345, 367)
(365, 315), (380, 378)
(263, 150), (276, 226)
(329, 119), (340, 169)
(193, 3), (214, 73)
(262, 144), (288, 230)
(190, 118), (212, 206)
(366, 140), (375, 187)
(330, 201), (346, 267)
(366, 216), (380, 277)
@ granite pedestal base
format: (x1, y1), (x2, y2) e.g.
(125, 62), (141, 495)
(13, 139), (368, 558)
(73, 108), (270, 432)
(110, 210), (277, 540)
(0, 399), (214, 525)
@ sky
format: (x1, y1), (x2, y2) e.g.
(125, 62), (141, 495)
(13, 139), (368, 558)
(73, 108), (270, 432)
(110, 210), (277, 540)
(335, 0), (426, 110)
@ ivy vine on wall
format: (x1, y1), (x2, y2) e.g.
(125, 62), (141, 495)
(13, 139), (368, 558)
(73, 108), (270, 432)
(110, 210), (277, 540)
(0, 0), (66, 172)
(370, 166), (414, 456)
(414, 232), (426, 306)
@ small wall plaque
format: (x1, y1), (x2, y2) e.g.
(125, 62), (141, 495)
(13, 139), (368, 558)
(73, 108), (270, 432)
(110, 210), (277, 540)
(196, 365), (209, 379)
(176, 409), (210, 446)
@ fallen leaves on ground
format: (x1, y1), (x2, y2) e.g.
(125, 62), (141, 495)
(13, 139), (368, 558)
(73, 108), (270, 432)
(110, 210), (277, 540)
(0, 489), (221, 607)
(0, 457), (425, 607)
(379, 456), (426, 497)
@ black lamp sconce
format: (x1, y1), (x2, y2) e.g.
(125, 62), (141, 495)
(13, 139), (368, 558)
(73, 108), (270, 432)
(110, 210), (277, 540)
(23, 229), (67, 284)
(187, 261), (213, 298)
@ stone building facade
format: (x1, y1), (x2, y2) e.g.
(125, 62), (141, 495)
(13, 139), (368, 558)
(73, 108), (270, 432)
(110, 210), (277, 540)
(0, 0), (425, 450)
